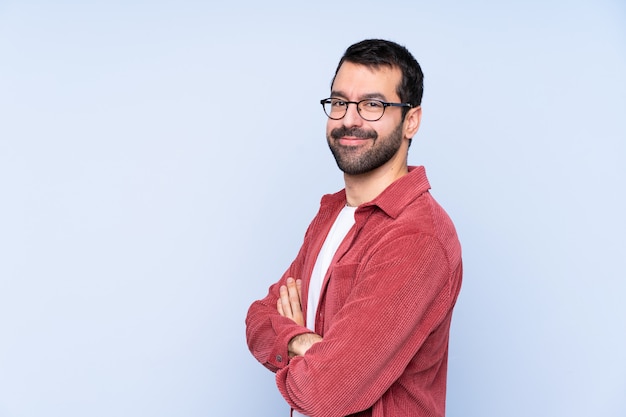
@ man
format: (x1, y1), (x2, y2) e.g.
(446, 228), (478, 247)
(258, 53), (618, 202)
(245, 39), (462, 417)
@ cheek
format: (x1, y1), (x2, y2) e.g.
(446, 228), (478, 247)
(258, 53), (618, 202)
(381, 119), (404, 138)
(365, 124), (385, 139)
(326, 119), (339, 136)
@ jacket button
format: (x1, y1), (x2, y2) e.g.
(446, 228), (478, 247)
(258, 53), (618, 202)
(276, 355), (283, 363)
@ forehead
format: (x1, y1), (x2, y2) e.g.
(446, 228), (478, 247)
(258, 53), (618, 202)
(331, 62), (402, 100)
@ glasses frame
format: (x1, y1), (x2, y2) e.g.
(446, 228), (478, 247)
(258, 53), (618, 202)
(320, 97), (413, 122)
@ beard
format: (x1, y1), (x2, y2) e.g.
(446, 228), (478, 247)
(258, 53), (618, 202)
(327, 123), (404, 175)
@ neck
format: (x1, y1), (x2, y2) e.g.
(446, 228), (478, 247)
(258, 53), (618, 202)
(344, 157), (408, 207)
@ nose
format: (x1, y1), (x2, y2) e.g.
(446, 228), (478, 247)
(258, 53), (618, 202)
(342, 102), (364, 127)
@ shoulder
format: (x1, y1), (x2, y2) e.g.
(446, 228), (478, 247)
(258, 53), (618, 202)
(361, 190), (461, 264)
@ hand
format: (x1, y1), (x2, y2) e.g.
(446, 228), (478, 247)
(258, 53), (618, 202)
(278, 278), (323, 357)
(277, 277), (304, 326)
(288, 332), (323, 357)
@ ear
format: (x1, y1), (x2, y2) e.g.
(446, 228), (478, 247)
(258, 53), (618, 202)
(403, 106), (422, 139)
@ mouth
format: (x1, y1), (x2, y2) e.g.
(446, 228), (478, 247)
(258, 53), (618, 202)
(330, 127), (377, 147)
(336, 136), (372, 147)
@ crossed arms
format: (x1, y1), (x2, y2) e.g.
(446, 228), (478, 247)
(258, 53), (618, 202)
(245, 232), (461, 417)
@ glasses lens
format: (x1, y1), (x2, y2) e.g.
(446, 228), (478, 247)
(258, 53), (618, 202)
(323, 99), (346, 120)
(357, 100), (385, 121)
(321, 99), (387, 121)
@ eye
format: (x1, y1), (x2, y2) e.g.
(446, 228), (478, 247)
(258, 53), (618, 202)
(363, 100), (384, 109)
(331, 99), (347, 108)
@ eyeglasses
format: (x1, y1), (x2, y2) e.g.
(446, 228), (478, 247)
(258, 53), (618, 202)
(320, 98), (412, 122)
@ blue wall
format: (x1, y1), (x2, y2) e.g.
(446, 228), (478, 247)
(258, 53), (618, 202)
(1, 1), (624, 416)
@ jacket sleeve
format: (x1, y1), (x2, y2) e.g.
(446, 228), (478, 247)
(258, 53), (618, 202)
(275, 233), (462, 417)
(245, 217), (320, 373)
(245, 264), (313, 372)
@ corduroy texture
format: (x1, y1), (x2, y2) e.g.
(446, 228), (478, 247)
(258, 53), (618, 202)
(246, 166), (462, 417)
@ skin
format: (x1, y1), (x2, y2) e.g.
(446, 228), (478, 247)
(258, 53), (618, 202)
(277, 61), (422, 357)
(277, 278), (320, 357)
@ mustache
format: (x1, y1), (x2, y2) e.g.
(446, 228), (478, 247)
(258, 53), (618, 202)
(330, 126), (378, 140)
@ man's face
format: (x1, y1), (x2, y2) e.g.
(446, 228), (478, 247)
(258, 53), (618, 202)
(326, 62), (407, 176)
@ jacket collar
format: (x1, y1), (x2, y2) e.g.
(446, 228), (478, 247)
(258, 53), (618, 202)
(320, 166), (431, 219)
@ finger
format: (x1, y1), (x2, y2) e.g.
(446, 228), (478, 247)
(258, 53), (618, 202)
(286, 278), (304, 326)
(296, 279), (303, 300)
(277, 298), (284, 316)
(287, 278), (300, 306)
(279, 284), (293, 318)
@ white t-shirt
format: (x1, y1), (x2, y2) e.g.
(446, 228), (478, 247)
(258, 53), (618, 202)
(293, 205), (356, 417)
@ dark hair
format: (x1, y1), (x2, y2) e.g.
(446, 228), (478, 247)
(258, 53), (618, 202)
(331, 39), (424, 116)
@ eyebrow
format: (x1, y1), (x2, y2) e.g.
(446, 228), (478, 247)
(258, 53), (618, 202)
(330, 91), (388, 101)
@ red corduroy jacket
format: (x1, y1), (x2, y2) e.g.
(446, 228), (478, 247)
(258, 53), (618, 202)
(246, 166), (463, 417)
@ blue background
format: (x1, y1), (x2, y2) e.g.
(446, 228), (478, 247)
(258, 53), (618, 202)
(1, 1), (625, 416)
